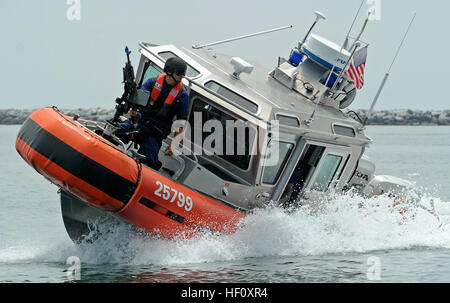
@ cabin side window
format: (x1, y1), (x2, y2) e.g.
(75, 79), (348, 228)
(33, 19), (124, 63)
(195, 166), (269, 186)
(310, 154), (343, 191)
(262, 140), (294, 185)
(275, 114), (300, 128)
(332, 124), (356, 137)
(188, 98), (256, 171)
(204, 81), (259, 114)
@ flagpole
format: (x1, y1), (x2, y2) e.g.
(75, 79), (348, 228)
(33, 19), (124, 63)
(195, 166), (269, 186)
(331, 12), (370, 94)
(330, 42), (363, 93)
(363, 13), (416, 126)
(349, 14), (370, 51)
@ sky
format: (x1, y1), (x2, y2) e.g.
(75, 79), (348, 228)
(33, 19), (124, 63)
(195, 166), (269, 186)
(0, 0), (448, 110)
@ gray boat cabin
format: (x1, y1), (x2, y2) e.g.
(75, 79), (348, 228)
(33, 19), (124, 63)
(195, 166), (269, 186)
(127, 39), (373, 211)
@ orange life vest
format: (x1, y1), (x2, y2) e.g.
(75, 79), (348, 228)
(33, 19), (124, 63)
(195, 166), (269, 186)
(150, 74), (183, 105)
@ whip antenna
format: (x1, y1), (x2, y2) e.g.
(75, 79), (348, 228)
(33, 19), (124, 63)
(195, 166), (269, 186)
(192, 25), (293, 49)
(344, 0), (366, 50)
(363, 13), (416, 127)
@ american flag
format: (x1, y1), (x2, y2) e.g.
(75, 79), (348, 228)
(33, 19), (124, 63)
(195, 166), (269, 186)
(344, 46), (368, 89)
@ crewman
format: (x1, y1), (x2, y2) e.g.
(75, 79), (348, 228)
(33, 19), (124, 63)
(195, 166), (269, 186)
(115, 57), (189, 169)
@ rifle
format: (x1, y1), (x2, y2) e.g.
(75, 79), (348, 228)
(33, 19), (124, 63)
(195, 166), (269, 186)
(109, 46), (150, 125)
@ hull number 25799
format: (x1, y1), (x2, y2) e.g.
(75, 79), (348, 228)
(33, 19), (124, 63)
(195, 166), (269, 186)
(154, 181), (193, 211)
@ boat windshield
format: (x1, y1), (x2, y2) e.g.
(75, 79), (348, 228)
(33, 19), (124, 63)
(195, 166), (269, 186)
(140, 61), (162, 87)
(158, 51), (200, 78)
(139, 52), (200, 88)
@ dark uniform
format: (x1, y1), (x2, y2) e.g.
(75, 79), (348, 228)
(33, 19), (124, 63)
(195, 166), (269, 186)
(115, 57), (189, 169)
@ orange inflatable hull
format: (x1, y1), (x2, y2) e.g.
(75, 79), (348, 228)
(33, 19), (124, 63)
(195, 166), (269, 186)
(16, 107), (246, 239)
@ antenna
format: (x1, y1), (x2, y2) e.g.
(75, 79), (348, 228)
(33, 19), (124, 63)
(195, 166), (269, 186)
(192, 25), (293, 49)
(305, 2), (365, 126)
(363, 13), (417, 127)
(343, 0), (366, 51)
(330, 12), (371, 93)
(298, 11), (327, 49)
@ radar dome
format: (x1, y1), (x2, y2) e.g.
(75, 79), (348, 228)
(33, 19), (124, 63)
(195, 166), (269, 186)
(302, 34), (351, 72)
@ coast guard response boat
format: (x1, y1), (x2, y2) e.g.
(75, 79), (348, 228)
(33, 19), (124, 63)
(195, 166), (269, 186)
(16, 11), (427, 241)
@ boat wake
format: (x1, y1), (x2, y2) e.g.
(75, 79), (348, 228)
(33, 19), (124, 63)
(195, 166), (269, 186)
(1, 191), (449, 266)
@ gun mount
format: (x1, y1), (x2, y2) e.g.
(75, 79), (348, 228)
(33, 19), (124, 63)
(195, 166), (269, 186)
(109, 46), (150, 126)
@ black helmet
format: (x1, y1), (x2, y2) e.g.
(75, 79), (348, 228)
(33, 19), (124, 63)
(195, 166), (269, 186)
(164, 57), (187, 76)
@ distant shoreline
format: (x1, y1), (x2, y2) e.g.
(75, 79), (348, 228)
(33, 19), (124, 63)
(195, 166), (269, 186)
(1, 108), (449, 126)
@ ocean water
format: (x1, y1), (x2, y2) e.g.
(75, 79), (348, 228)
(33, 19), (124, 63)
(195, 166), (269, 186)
(1, 124), (450, 283)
